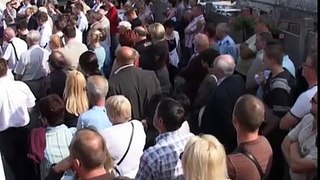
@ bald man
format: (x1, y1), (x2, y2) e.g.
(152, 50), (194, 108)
(200, 54), (245, 154)
(45, 128), (115, 180)
(108, 47), (161, 120)
(216, 22), (237, 61)
(227, 94), (272, 180)
(2, 27), (28, 70)
(193, 33), (209, 56)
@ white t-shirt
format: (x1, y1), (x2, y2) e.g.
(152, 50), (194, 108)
(2, 37), (28, 70)
(0, 76), (35, 132)
(99, 120), (146, 179)
(290, 85), (318, 119)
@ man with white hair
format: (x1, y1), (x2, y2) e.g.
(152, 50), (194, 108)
(2, 27), (28, 70)
(77, 75), (112, 131)
(200, 54), (246, 154)
(118, 20), (132, 34)
(216, 22), (237, 61)
(14, 30), (50, 100)
(190, 33), (209, 60)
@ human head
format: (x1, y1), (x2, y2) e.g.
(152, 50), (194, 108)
(73, 2), (84, 14)
(37, 11), (48, 26)
(302, 53), (317, 83)
(105, 95), (132, 124)
(62, 24), (76, 40)
(233, 94), (265, 133)
(254, 15), (271, 34)
(255, 32), (273, 51)
(126, 8), (137, 21)
(119, 29), (137, 47)
(263, 40), (284, 69)
(123, 1), (132, 12)
(191, 4), (204, 18)
(3, 27), (16, 42)
(39, 94), (65, 126)
(86, 75), (109, 105)
(88, 28), (102, 46)
(311, 92), (318, 121)
(193, 33), (209, 52)
(163, 19), (175, 36)
(116, 46), (136, 67)
(49, 34), (64, 51)
(215, 23), (230, 40)
(26, 30), (41, 46)
(133, 26), (147, 42)
(182, 135), (227, 180)
(48, 51), (68, 71)
(0, 58), (8, 78)
(199, 48), (220, 70)
(90, 11), (103, 24)
(213, 54), (235, 80)
(79, 51), (101, 78)
(153, 98), (185, 133)
(69, 14), (78, 27)
(118, 21), (132, 34)
(63, 70), (89, 116)
(203, 22), (216, 39)
(16, 20), (28, 35)
(70, 128), (113, 177)
(148, 23), (166, 42)
(53, 19), (67, 33)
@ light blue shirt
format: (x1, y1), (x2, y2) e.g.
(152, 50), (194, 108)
(101, 40), (111, 66)
(282, 55), (296, 77)
(94, 46), (106, 71)
(218, 35), (238, 61)
(77, 106), (112, 131)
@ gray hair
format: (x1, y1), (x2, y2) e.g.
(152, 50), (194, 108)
(213, 55), (235, 76)
(86, 75), (109, 100)
(27, 30), (41, 43)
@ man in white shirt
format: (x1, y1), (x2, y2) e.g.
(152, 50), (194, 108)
(2, 27), (28, 70)
(0, 58), (36, 180)
(37, 11), (52, 50)
(17, 0), (32, 17)
(58, 24), (88, 69)
(280, 53), (318, 130)
(14, 30), (50, 100)
(74, 2), (88, 33)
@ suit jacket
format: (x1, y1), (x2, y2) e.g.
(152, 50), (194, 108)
(200, 74), (245, 154)
(108, 66), (162, 120)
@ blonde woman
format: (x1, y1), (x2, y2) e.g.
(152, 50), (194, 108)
(49, 34), (63, 52)
(87, 29), (106, 72)
(182, 134), (229, 180)
(63, 70), (89, 127)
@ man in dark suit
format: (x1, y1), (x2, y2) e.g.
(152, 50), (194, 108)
(108, 46), (162, 120)
(200, 54), (246, 154)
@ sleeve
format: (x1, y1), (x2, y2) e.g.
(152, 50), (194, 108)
(268, 88), (291, 118)
(14, 54), (26, 75)
(287, 117), (304, 141)
(227, 156), (236, 180)
(290, 92), (312, 119)
(135, 153), (154, 180)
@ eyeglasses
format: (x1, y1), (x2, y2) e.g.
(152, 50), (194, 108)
(311, 97), (318, 104)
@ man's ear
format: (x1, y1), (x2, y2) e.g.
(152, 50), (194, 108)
(73, 158), (81, 169)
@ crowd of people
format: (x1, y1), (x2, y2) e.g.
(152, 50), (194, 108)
(0, 0), (318, 179)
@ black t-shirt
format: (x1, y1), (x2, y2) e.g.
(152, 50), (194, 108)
(140, 40), (169, 71)
(262, 68), (295, 118)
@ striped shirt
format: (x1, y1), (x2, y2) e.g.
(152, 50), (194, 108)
(40, 124), (76, 180)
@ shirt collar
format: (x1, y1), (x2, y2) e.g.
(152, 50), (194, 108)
(156, 127), (184, 143)
(193, 14), (204, 21)
(114, 64), (134, 75)
(217, 76), (227, 86)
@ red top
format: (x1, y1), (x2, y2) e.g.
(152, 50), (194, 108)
(107, 6), (119, 35)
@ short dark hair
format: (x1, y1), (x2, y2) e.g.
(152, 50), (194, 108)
(79, 51), (101, 77)
(170, 93), (190, 119)
(62, 24), (76, 38)
(54, 19), (67, 31)
(70, 128), (111, 171)
(38, 94), (65, 126)
(264, 40), (284, 65)
(74, 2), (84, 11)
(69, 15), (78, 26)
(48, 51), (68, 70)
(0, 58), (8, 77)
(194, 4), (204, 14)
(16, 20), (28, 30)
(163, 19), (175, 29)
(37, 11), (48, 23)
(199, 48), (220, 67)
(258, 32), (273, 44)
(204, 22), (216, 38)
(157, 98), (185, 131)
(233, 94), (265, 132)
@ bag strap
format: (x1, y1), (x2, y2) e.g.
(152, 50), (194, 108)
(117, 121), (134, 166)
(9, 41), (19, 62)
(238, 147), (265, 179)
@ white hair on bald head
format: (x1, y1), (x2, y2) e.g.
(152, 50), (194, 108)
(213, 54), (235, 76)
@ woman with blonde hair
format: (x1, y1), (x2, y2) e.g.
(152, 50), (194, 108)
(182, 134), (229, 180)
(87, 28), (106, 73)
(49, 34), (64, 52)
(63, 70), (89, 127)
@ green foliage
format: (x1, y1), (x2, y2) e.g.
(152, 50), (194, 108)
(233, 16), (255, 32)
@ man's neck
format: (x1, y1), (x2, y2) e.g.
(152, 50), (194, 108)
(95, 99), (105, 107)
(237, 131), (259, 145)
(81, 167), (107, 180)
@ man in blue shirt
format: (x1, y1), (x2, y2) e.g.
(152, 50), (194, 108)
(77, 75), (112, 130)
(216, 22), (238, 62)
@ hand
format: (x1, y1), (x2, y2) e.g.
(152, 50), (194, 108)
(255, 72), (266, 85)
(53, 157), (73, 173)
